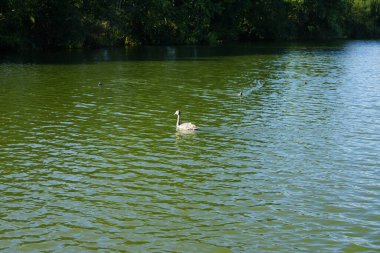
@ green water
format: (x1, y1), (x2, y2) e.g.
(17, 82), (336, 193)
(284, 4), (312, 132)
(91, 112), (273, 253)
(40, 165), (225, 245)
(1, 42), (379, 252)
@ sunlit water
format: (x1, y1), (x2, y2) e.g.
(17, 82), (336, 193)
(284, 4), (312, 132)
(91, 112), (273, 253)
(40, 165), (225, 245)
(1, 41), (379, 252)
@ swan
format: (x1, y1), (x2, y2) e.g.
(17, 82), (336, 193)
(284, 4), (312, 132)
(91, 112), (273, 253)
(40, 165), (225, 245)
(174, 110), (198, 131)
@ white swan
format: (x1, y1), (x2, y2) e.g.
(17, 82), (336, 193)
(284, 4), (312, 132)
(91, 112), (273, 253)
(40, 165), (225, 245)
(174, 110), (198, 131)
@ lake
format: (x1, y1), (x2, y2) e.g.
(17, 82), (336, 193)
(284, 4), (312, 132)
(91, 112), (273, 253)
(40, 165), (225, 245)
(1, 41), (379, 252)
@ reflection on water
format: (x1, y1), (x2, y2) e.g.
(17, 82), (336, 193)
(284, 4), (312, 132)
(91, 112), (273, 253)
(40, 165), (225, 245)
(1, 41), (380, 252)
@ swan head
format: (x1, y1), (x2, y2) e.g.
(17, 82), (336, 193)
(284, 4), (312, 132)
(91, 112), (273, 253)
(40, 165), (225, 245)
(174, 110), (181, 116)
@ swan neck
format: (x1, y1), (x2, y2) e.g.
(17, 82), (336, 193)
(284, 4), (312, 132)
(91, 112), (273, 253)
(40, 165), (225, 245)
(176, 114), (181, 127)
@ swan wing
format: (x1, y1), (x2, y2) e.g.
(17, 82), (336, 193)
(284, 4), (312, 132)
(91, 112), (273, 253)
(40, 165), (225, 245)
(178, 122), (198, 131)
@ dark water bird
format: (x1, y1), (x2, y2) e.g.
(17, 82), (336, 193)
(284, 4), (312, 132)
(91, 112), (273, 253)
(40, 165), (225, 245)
(98, 81), (103, 86)
(174, 110), (198, 131)
(239, 91), (243, 97)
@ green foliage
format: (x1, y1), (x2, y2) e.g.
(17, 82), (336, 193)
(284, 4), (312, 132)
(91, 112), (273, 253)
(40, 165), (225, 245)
(0, 0), (379, 50)
(348, 0), (380, 38)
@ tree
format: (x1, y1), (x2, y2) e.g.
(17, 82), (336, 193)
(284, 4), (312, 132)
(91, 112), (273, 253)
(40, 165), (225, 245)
(1, 0), (379, 50)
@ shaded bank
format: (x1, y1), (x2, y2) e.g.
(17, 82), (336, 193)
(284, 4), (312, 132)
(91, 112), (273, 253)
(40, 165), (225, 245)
(1, 0), (380, 50)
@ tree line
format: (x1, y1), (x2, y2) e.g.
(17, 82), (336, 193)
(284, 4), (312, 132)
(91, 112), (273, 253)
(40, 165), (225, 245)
(1, 0), (379, 50)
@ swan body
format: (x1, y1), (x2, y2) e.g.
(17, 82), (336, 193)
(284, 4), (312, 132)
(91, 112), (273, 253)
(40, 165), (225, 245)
(174, 110), (198, 131)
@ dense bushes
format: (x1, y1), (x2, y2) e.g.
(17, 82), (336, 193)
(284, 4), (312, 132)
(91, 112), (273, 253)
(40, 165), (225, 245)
(0, 0), (379, 49)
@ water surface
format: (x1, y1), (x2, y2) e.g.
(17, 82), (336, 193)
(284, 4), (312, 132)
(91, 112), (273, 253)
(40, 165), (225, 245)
(1, 41), (379, 252)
